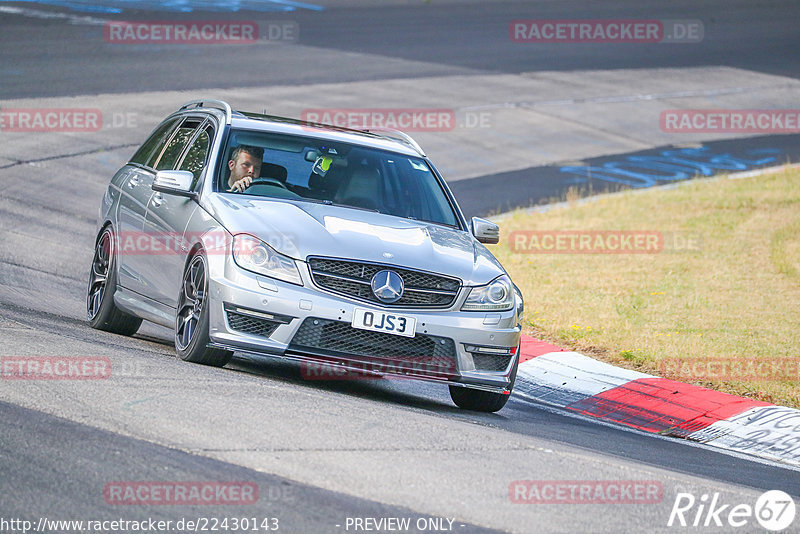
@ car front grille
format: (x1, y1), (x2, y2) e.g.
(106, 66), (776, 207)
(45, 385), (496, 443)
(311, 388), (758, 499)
(226, 311), (281, 338)
(288, 318), (458, 377)
(307, 257), (460, 307)
(472, 353), (513, 372)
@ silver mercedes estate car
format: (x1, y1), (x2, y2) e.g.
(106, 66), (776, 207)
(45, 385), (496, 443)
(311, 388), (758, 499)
(88, 100), (522, 412)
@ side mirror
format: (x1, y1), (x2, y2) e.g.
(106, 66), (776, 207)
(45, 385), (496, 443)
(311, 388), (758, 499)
(152, 170), (196, 199)
(471, 217), (499, 244)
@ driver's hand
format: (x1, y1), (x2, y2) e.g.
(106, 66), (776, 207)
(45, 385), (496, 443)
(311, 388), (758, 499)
(228, 175), (253, 193)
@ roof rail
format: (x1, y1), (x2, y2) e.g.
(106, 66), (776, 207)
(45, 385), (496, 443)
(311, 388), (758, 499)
(179, 100), (233, 125)
(363, 128), (426, 157)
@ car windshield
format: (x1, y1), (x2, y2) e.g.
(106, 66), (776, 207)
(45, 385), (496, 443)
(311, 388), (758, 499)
(219, 129), (460, 228)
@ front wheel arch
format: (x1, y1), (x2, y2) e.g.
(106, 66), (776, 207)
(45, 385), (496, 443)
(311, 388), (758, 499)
(449, 347), (519, 413)
(174, 250), (232, 367)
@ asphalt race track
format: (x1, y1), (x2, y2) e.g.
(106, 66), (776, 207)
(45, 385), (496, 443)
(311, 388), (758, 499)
(1, 1), (799, 533)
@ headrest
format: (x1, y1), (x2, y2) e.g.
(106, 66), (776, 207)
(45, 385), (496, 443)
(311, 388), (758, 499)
(260, 162), (288, 183)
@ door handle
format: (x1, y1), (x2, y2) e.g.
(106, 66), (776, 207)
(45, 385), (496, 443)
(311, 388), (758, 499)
(127, 175), (140, 189)
(151, 193), (163, 208)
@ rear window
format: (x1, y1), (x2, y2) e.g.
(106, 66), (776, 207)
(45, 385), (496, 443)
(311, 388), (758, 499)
(154, 119), (204, 171)
(178, 125), (213, 181)
(130, 118), (178, 167)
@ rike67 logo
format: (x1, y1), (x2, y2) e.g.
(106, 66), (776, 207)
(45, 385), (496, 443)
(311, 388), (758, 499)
(668, 490), (796, 531)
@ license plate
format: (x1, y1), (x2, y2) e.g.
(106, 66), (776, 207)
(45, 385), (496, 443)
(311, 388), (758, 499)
(352, 308), (416, 338)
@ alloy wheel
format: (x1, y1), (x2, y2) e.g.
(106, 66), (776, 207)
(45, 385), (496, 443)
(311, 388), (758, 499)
(176, 255), (206, 350)
(87, 229), (112, 320)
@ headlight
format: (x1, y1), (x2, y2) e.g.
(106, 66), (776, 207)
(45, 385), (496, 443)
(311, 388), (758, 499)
(462, 275), (515, 311)
(232, 234), (303, 286)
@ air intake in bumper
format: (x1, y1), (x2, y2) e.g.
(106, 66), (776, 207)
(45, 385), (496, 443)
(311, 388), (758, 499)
(288, 317), (458, 377)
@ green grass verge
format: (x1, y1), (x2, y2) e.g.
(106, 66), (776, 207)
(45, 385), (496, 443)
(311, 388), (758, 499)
(493, 166), (800, 408)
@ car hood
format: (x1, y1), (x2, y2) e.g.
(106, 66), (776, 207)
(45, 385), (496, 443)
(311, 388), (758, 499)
(203, 195), (507, 286)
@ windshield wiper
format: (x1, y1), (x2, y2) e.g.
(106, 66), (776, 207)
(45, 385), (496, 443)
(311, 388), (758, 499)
(403, 215), (458, 229)
(287, 197), (381, 213)
(336, 203), (381, 214)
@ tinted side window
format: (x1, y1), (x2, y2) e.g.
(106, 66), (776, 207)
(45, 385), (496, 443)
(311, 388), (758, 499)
(154, 120), (201, 171)
(130, 118), (178, 166)
(178, 124), (214, 186)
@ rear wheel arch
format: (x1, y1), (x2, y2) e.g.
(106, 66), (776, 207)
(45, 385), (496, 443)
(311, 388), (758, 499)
(87, 223), (142, 336)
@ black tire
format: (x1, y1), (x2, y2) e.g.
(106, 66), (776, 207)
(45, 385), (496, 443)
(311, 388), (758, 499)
(449, 349), (519, 413)
(175, 253), (232, 367)
(87, 226), (143, 336)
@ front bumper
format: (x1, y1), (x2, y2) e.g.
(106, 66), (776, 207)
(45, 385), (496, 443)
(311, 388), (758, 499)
(206, 255), (521, 393)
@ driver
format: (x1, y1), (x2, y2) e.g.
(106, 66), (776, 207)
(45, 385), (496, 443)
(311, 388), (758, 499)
(227, 145), (264, 192)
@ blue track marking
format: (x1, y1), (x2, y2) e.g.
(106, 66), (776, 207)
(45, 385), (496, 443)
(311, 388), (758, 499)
(559, 147), (781, 188)
(449, 134), (800, 219)
(9, 0), (323, 13)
